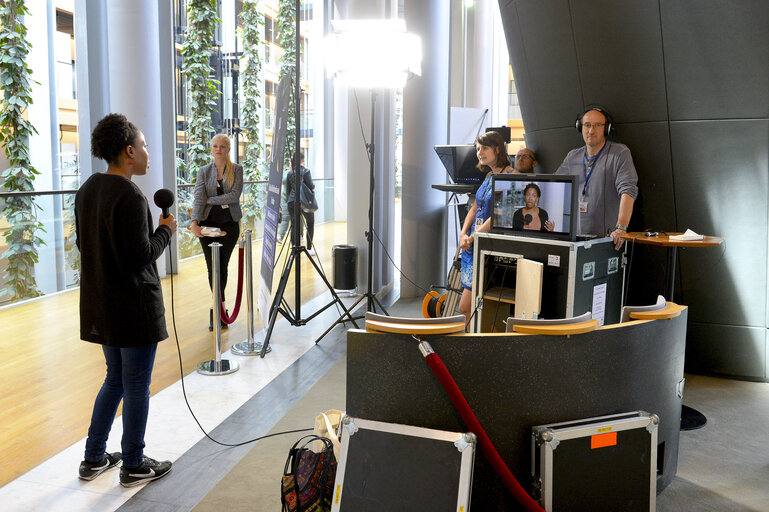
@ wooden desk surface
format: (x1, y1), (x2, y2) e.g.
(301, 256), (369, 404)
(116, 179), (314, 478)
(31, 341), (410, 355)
(629, 302), (687, 320)
(511, 318), (599, 335)
(483, 286), (516, 304)
(621, 232), (723, 248)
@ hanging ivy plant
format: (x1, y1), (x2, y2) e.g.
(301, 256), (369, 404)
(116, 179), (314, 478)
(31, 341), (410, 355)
(239, 0), (264, 178)
(178, 0), (219, 258)
(277, 0), (297, 165)
(181, 0), (220, 180)
(238, 0), (266, 230)
(0, 0), (44, 302)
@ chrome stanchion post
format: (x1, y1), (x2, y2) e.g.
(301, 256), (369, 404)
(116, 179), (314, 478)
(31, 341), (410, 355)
(197, 241), (239, 375)
(232, 229), (271, 355)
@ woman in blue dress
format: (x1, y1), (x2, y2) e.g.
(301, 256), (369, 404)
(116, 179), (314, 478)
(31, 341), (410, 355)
(458, 131), (513, 325)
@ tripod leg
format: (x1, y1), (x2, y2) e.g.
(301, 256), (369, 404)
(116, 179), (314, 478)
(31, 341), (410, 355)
(260, 251), (296, 357)
(371, 294), (389, 316)
(304, 249), (360, 328)
(314, 289), (369, 344)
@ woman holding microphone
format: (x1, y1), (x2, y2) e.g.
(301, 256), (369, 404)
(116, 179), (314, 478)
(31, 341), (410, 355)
(76, 113), (176, 486)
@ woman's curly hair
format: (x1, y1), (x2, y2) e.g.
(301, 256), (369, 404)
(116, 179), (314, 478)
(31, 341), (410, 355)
(91, 113), (139, 165)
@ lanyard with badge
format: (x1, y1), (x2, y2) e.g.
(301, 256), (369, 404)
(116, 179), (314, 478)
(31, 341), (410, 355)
(474, 173), (494, 232)
(579, 142), (607, 214)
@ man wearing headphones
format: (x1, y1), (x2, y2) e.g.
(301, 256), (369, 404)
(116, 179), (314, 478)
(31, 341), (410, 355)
(556, 106), (638, 249)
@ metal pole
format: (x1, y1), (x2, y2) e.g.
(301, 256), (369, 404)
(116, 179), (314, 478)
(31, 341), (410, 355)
(367, 92), (376, 312)
(232, 230), (271, 355)
(293, 0), (302, 321)
(197, 241), (239, 375)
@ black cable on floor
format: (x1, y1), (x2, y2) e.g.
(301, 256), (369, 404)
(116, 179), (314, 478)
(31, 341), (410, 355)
(168, 245), (312, 447)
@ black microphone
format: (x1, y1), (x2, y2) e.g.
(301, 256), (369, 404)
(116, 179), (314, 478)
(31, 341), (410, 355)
(524, 214), (532, 224)
(153, 188), (175, 218)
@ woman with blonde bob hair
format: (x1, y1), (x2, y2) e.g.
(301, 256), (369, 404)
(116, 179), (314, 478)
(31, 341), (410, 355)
(190, 133), (244, 330)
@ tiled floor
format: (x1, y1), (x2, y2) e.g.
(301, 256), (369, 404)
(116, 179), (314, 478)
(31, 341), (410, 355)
(0, 291), (359, 512)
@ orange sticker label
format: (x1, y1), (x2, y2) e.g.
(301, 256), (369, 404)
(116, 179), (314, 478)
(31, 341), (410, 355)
(591, 432), (617, 449)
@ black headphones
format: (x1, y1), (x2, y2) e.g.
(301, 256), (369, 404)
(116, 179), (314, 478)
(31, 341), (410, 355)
(575, 104), (614, 137)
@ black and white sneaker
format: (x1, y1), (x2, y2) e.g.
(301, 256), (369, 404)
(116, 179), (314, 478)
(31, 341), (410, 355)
(78, 452), (122, 481)
(119, 456), (172, 487)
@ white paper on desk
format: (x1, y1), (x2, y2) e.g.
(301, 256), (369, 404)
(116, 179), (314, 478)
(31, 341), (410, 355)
(669, 228), (704, 241)
(592, 283), (607, 326)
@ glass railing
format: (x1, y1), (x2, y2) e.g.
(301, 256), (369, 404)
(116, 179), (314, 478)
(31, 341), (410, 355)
(0, 189), (80, 307)
(0, 177), (334, 306)
(177, 176), (335, 259)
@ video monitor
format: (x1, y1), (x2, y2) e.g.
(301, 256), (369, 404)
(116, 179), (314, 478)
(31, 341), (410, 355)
(434, 145), (486, 185)
(490, 173), (578, 241)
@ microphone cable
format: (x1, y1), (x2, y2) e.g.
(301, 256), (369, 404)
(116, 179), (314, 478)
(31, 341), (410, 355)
(166, 235), (312, 448)
(489, 263), (510, 330)
(371, 228), (433, 297)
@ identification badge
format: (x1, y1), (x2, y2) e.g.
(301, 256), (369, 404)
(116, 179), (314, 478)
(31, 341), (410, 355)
(475, 217), (483, 228)
(221, 204), (230, 209)
(579, 201), (588, 213)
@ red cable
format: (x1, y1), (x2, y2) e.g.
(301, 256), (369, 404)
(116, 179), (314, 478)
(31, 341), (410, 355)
(424, 352), (545, 512)
(219, 247), (244, 324)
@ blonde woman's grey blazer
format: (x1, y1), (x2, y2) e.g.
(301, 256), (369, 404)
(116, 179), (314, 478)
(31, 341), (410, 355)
(191, 162), (244, 223)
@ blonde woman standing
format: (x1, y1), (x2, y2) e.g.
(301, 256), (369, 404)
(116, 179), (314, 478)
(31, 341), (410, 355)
(190, 134), (243, 330)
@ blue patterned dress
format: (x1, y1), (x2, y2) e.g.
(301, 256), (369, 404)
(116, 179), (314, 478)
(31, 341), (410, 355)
(460, 172), (494, 290)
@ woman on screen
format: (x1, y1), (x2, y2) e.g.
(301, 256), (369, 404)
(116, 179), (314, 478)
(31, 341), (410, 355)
(458, 131), (512, 325)
(512, 183), (555, 232)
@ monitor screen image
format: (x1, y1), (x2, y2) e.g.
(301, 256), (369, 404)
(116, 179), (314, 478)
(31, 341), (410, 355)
(491, 173), (578, 241)
(434, 145), (486, 185)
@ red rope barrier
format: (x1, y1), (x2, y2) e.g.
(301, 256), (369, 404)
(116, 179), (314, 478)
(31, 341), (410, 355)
(219, 247), (244, 324)
(423, 349), (545, 512)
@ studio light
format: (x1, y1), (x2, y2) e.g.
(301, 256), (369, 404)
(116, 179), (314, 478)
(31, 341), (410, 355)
(325, 19), (422, 89)
(325, 18), (422, 315)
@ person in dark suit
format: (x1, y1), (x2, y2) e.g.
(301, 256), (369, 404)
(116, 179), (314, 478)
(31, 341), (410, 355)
(285, 151), (316, 256)
(75, 113), (176, 487)
(189, 133), (243, 330)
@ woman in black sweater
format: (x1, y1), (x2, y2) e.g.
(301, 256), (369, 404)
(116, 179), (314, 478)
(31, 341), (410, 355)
(75, 113), (177, 487)
(512, 183), (555, 232)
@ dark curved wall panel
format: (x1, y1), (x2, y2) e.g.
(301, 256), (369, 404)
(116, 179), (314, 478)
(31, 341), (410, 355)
(661, 1), (769, 120)
(499, 0), (769, 380)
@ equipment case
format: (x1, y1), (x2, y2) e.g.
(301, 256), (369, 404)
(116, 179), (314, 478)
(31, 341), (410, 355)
(472, 232), (625, 332)
(331, 416), (476, 512)
(531, 411), (658, 512)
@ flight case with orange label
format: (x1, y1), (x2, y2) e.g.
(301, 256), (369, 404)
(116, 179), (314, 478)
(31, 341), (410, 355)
(531, 411), (658, 512)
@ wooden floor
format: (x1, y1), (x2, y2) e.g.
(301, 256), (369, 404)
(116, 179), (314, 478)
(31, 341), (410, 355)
(0, 221), (348, 487)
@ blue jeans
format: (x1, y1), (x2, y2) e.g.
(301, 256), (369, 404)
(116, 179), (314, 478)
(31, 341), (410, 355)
(84, 344), (158, 468)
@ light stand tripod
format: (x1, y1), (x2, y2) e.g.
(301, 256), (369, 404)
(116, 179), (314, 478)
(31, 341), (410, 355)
(346, 90), (389, 316)
(325, 20), (421, 319)
(259, 0), (358, 357)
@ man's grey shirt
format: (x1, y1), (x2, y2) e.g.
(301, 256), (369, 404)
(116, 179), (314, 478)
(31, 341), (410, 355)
(556, 141), (638, 236)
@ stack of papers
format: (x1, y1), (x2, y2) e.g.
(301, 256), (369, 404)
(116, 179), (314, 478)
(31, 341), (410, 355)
(669, 229), (704, 241)
(200, 226), (223, 237)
